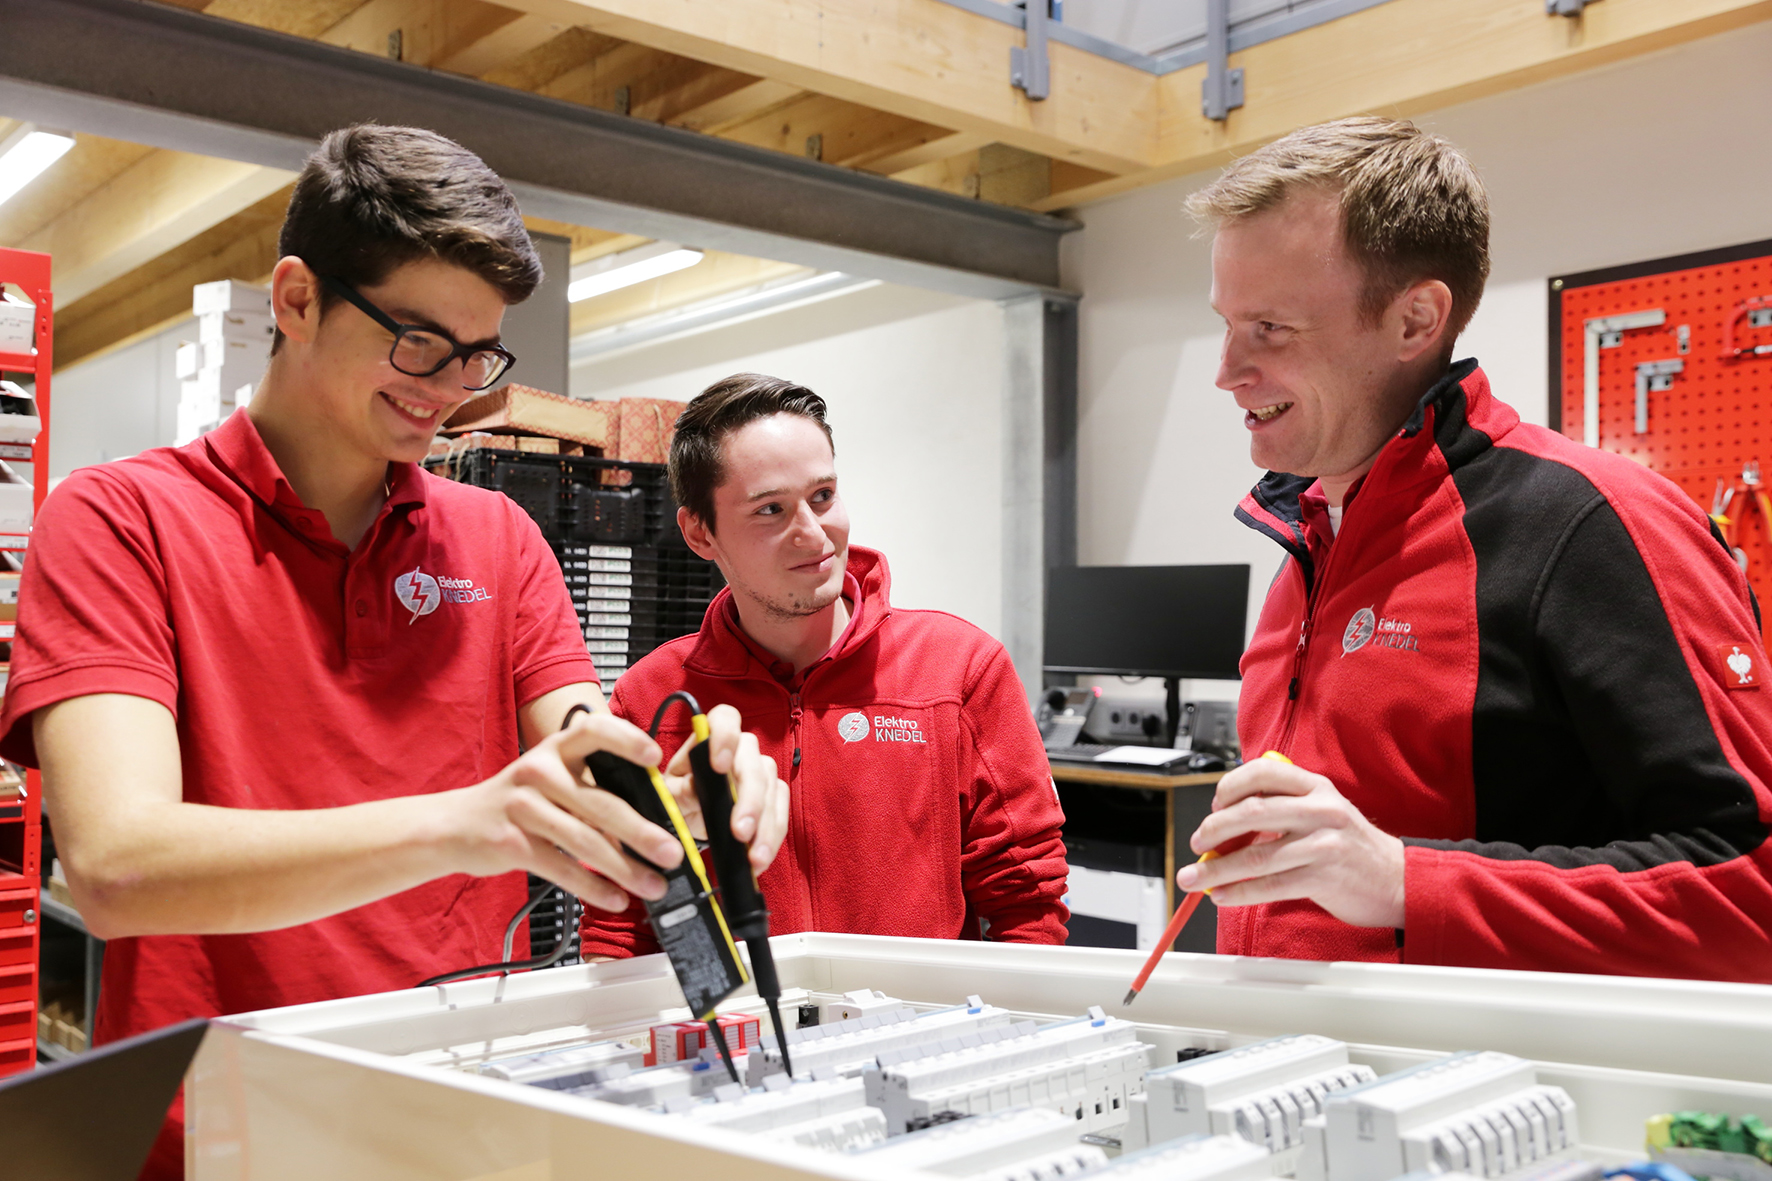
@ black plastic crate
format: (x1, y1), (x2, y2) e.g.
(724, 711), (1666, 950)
(425, 447), (686, 549)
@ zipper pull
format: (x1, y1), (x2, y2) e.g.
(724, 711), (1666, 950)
(789, 692), (803, 771)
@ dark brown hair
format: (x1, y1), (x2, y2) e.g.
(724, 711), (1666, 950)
(272, 124), (542, 351)
(670, 373), (834, 531)
(1186, 116), (1491, 340)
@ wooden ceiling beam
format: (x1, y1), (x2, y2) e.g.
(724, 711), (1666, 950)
(568, 249), (809, 337)
(862, 131), (992, 178)
(493, 0), (1157, 174)
(20, 150), (295, 305)
(658, 76), (804, 135)
(53, 185), (291, 371)
(1042, 0), (1772, 209)
(715, 92), (962, 172)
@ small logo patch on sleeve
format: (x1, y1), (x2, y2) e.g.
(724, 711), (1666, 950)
(1717, 643), (1760, 689)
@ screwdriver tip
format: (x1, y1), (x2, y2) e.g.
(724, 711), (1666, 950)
(1122, 988), (1139, 1007)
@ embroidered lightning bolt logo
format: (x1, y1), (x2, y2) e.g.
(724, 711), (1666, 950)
(394, 566), (441, 623)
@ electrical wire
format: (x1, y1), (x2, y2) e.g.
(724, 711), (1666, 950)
(416, 703), (602, 989)
(418, 884), (581, 989)
(649, 690), (701, 738)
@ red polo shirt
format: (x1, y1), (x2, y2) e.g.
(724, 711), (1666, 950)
(0, 407), (595, 1036)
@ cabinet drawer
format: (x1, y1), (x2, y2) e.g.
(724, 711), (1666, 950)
(0, 888), (35, 929)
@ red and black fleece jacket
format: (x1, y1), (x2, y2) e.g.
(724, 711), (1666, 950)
(1232, 360), (1772, 982)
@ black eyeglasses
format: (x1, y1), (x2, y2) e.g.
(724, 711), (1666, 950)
(321, 274), (516, 391)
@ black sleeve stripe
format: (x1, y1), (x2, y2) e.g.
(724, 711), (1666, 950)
(1445, 445), (1766, 871)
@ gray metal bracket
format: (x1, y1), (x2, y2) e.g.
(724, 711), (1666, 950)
(1582, 308), (1665, 446)
(1634, 359), (1684, 435)
(1202, 0), (1245, 121)
(1010, 0), (1051, 101)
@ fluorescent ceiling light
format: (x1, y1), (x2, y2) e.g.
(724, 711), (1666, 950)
(567, 244), (704, 303)
(0, 127), (76, 209)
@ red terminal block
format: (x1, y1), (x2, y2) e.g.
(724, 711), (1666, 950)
(646, 1021), (710, 1067)
(716, 1013), (762, 1055)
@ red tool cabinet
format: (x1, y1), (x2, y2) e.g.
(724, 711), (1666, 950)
(0, 247), (51, 1078)
(1551, 237), (1772, 649)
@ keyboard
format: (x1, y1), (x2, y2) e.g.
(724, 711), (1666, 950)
(1045, 741), (1126, 760)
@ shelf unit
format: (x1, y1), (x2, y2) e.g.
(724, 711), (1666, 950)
(0, 246), (51, 1078)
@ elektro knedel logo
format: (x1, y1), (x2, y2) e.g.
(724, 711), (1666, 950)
(395, 566), (491, 623)
(837, 712), (870, 743)
(871, 714), (927, 744)
(394, 569), (440, 619)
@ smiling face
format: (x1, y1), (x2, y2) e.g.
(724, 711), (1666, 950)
(278, 255), (509, 466)
(681, 413), (850, 621)
(1211, 189), (1442, 492)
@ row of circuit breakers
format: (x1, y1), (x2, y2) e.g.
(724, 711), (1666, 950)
(459, 989), (1588, 1181)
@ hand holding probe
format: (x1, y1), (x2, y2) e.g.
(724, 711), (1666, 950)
(681, 704), (795, 1078)
(1122, 751), (1291, 1007)
(575, 700), (749, 1085)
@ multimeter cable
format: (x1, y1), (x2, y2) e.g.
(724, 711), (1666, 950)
(418, 880), (581, 989)
(653, 691), (796, 1077)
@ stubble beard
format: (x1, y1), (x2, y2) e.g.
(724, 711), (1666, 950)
(745, 579), (842, 622)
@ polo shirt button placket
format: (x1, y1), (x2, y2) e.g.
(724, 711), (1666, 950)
(354, 599), (368, 618)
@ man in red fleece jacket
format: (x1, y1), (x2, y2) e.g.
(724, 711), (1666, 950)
(1180, 116), (1772, 981)
(581, 373), (1068, 955)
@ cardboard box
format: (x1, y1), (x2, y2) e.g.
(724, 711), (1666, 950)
(0, 413), (39, 446)
(199, 310), (276, 346)
(202, 336), (268, 372)
(0, 300), (35, 354)
(193, 279), (272, 317)
(614, 397), (686, 464)
(0, 484), (31, 535)
(444, 385), (616, 449)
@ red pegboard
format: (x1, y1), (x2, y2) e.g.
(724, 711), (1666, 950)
(1552, 238), (1772, 648)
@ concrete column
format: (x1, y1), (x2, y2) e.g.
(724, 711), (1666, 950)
(1000, 291), (1078, 705)
(496, 230), (571, 396)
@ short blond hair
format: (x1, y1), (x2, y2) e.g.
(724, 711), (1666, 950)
(1187, 116), (1490, 339)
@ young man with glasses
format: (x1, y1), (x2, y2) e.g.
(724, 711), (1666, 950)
(0, 125), (785, 1179)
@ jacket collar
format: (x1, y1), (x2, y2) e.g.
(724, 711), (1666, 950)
(1233, 360), (1511, 590)
(683, 545), (894, 682)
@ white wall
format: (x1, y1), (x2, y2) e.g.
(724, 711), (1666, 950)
(1064, 21), (1772, 653)
(47, 316), (191, 480)
(571, 283), (1009, 639)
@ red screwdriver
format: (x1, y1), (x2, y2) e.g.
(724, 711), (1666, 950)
(1121, 752), (1290, 1006)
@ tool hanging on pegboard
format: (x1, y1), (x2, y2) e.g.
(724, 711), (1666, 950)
(1551, 237), (1772, 648)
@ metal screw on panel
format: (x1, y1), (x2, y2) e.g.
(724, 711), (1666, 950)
(1552, 279), (1564, 291)
(22, 908), (35, 924)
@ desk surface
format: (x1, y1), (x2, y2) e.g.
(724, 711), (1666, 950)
(1047, 762), (1226, 789)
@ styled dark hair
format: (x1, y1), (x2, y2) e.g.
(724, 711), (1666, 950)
(1187, 116), (1491, 341)
(272, 124), (542, 351)
(670, 373), (835, 531)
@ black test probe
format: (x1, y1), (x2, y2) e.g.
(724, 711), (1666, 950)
(574, 700), (747, 1086)
(653, 692), (796, 1079)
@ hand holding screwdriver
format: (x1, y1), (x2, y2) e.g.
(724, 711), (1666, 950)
(1180, 749), (1405, 929)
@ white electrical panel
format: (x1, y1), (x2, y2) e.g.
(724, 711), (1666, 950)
(189, 934), (1772, 1181)
(1125, 1034), (1376, 1154)
(478, 1038), (644, 1089)
(1100, 1133), (1280, 1181)
(864, 1006), (1147, 1135)
(1301, 1051), (1578, 1181)
(749, 995), (1014, 1083)
(847, 1106), (1096, 1176)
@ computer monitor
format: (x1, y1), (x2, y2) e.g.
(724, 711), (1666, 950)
(1044, 563), (1249, 681)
